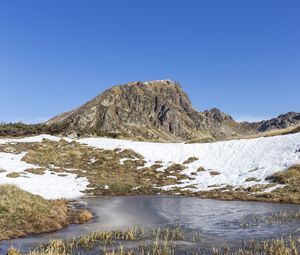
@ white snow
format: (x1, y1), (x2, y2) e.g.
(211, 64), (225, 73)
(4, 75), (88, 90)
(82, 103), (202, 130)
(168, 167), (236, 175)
(0, 170), (89, 199)
(119, 158), (130, 165)
(0, 134), (66, 144)
(0, 152), (37, 172)
(89, 157), (98, 164)
(119, 157), (140, 165)
(0, 133), (299, 199)
(256, 184), (286, 194)
(143, 79), (175, 85)
(0, 150), (89, 199)
(79, 133), (300, 191)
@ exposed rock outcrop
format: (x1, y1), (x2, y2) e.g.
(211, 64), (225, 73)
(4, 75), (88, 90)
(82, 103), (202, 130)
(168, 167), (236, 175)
(47, 80), (300, 142)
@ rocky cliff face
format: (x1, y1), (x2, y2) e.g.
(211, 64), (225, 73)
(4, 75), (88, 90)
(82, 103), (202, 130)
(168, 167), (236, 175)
(253, 112), (300, 132)
(47, 80), (300, 142)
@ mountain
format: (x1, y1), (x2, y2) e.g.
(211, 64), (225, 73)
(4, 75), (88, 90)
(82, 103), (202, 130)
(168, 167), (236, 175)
(47, 80), (300, 142)
(241, 112), (300, 132)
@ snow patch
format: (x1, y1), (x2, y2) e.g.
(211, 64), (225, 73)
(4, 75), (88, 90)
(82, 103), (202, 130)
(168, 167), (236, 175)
(0, 170), (89, 199)
(0, 152), (37, 172)
(0, 151), (89, 199)
(119, 157), (140, 165)
(1, 133), (299, 198)
(89, 158), (98, 164)
(78, 133), (300, 191)
(0, 134), (68, 145)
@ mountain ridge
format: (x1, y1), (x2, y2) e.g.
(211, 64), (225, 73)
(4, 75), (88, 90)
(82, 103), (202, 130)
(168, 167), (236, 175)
(47, 80), (300, 142)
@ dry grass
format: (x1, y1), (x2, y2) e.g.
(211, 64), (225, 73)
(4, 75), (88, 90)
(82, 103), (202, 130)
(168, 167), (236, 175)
(25, 168), (46, 175)
(0, 122), (69, 138)
(197, 166), (206, 172)
(245, 177), (260, 182)
(7, 248), (22, 255)
(229, 123), (300, 142)
(267, 165), (300, 185)
(213, 236), (300, 255)
(265, 165), (300, 203)
(186, 165), (300, 204)
(6, 172), (21, 178)
(0, 184), (92, 240)
(1, 139), (300, 203)
(185, 136), (216, 144)
(183, 157), (199, 164)
(6, 225), (184, 255)
(6, 226), (300, 255)
(0, 184), (69, 240)
(210, 171), (221, 176)
(70, 209), (93, 224)
(261, 124), (300, 138)
(240, 210), (300, 228)
(0, 139), (190, 196)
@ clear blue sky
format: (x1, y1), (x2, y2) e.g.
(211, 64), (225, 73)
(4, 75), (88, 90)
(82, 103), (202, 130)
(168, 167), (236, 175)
(0, 0), (299, 123)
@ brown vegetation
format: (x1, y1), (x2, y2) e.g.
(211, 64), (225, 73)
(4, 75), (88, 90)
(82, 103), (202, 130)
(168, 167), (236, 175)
(266, 164), (300, 203)
(213, 237), (300, 255)
(209, 171), (221, 176)
(0, 185), (92, 241)
(6, 225), (300, 255)
(0, 139), (190, 196)
(187, 165), (300, 204)
(6, 172), (21, 178)
(183, 157), (199, 164)
(245, 177), (260, 182)
(1, 139), (300, 204)
(0, 122), (68, 137)
(25, 168), (46, 175)
(6, 225), (184, 255)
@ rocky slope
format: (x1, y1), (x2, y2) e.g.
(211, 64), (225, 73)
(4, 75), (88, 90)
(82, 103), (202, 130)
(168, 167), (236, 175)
(241, 112), (300, 132)
(47, 80), (300, 142)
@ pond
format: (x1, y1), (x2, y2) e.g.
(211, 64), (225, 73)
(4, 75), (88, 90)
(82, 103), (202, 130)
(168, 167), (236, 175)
(1, 196), (300, 254)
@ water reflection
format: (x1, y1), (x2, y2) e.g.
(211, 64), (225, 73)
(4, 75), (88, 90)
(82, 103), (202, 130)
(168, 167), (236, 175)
(1, 196), (299, 253)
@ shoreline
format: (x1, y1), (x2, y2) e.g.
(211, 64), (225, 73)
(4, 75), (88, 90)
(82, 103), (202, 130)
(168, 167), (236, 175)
(0, 185), (92, 242)
(2, 195), (300, 255)
(2, 192), (300, 243)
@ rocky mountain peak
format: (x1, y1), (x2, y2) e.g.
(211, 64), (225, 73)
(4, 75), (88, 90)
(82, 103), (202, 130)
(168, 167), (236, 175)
(47, 80), (300, 142)
(203, 108), (234, 123)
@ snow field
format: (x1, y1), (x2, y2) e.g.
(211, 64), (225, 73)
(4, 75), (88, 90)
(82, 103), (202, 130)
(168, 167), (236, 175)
(79, 133), (300, 191)
(0, 133), (299, 198)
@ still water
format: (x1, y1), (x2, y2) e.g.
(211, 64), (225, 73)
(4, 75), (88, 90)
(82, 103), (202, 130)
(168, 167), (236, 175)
(1, 196), (300, 254)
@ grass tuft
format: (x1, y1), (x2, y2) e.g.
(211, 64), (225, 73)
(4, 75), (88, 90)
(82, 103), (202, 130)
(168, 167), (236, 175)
(6, 172), (21, 178)
(0, 184), (92, 240)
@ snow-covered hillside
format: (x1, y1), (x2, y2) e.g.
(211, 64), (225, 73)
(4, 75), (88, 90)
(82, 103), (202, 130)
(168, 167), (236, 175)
(0, 135), (88, 199)
(79, 133), (300, 191)
(0, 133), (299, 199)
